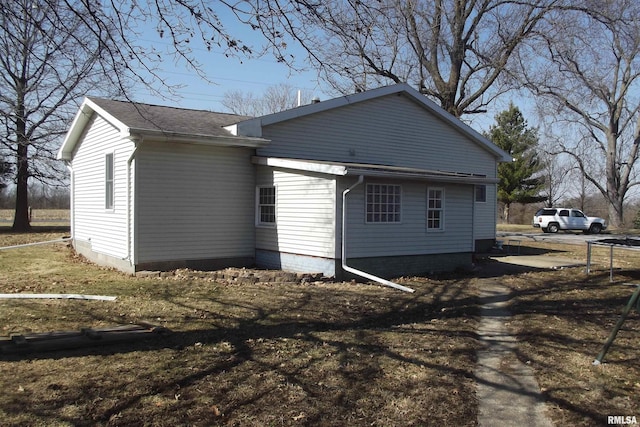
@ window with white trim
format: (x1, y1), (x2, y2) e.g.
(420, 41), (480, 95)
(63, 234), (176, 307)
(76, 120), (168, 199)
(366, 184), (401, 223)
(105, 152), (114, 210)
(427, 187), (444, 231)
(475, 185), (487, 203)
(257, 186), (276, 225)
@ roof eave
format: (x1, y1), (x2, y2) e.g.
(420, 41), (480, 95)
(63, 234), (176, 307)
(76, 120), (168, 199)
(57, 97), (133, 161)
(251, 156), (348, 175)
(132, 128), (270, 147)
(345, 168), (498, 184)
(58, 99), (270, 161)
(252, 156), (497, 184)
(57, 99), (92, 161)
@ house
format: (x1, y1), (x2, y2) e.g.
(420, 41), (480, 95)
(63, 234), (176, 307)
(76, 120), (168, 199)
(58, 83), (512, 280)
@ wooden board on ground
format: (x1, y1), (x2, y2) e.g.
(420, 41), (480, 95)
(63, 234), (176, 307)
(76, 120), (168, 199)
(0, 324), (169, 354)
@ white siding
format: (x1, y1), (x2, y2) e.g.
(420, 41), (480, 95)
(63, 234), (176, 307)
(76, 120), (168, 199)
(474, 182), (498, 242)
(257, 94), (497, 177)
(71, 114), (134, 259)
(341, 178), (473, 258)
(134, 142), (255, 263)
(255, 166), (336, 258)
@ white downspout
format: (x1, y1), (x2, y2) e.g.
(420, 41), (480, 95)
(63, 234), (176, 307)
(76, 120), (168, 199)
(341, 176), (415, 293)
(64, 161), (74, 239)
(125, 138), (141, 264)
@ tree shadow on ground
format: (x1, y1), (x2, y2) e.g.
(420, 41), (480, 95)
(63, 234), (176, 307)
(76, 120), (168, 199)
(1, 259), (637, 426)
(476, 260), (640, 426)
(0, 277), (482, 426)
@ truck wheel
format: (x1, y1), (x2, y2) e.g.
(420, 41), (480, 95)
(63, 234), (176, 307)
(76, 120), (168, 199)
(548, 223), (559, 233)
(589, 223), (602, 234)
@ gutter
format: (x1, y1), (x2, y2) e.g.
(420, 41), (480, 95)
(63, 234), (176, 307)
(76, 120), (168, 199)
(341, 176), (415, 293)
(126, 128), (269, 148)
(125, 137), (141, 264)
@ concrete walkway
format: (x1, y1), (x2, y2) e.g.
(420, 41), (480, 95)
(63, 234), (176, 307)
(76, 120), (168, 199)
(475, 276), (554, 427)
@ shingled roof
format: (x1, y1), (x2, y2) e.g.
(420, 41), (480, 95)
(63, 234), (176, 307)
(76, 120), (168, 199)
(58, 98), (269, 160)
(88, 98), (251, 138)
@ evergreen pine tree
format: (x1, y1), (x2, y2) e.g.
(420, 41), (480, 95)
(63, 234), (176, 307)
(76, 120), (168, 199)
(486, 104), (546, 223)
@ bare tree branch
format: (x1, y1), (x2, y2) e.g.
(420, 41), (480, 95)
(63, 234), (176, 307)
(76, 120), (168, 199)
(236, 0), (563, 117)
(518, 0), (640, 227)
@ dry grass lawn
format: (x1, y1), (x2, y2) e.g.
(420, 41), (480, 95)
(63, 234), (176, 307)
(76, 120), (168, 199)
(0, 209), (69, 223)
(0, 227), (638, 426)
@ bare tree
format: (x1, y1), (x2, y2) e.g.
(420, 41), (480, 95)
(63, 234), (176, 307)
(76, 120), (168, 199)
(0, 0), (315, 231)
(539, 151), (572, 207)
(234, 0), (563, 117)
(222, 83), (314, 116)
(0, 0), (128, 230)
(518, 0), (640, 227)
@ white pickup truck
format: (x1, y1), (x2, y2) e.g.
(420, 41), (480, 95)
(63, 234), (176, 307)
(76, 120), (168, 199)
(533, 208), (607, 234)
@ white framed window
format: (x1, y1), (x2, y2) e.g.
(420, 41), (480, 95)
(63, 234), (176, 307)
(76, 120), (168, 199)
(366, 184), (401, 223)
(427, 187), (444, 231)
(475, 185), (487, 203)
(257, 186), (276, 226)
(105, 152), (114, 210)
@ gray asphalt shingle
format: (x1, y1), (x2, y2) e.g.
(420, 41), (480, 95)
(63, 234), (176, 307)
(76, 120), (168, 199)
(88, 98), (251, 138)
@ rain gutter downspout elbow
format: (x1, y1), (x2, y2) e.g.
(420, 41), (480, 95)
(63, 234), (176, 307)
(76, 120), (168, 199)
(341, 176), (415, 293)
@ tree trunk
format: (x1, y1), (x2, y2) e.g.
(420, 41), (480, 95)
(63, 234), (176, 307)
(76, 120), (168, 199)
(12, 142), (30, 231)
(12, 95), (30, 232)
(503, 203), (511, 224)
(607, 198), (624, 229)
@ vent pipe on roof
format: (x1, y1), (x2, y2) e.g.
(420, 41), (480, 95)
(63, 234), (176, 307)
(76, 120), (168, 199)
(311, 96), (320, 104)
(341, 176), (415, 293)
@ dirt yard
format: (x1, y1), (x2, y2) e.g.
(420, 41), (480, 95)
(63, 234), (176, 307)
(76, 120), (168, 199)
(0, 229), (638, 426)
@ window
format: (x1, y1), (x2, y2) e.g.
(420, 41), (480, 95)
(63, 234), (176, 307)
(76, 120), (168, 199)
(427, 187), (444, 231)
(366, 184), (401, 223)
(537, 208), (557, 216)
(257, 186), (276, 225)
(105, 153), (114, 209)
(475, 185), (487, 203)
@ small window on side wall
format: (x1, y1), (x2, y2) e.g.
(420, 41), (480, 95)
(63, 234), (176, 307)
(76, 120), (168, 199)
(105, 153), (114, 210)
(475, 185), (487, 203)
(257, 186), (276, 226)
(427, 187), (444, 231)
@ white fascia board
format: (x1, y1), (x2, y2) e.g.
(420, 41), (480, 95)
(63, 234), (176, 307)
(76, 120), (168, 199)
(252, 156), (348, 175)
(57, 100), (90, 160)
(57, 98), (131, 161)
(224, 123), (239, 136)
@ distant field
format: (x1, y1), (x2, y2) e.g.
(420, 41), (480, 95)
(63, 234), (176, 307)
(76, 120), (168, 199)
(0, 209), (70, 229)
(0, 209), (69, 223)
